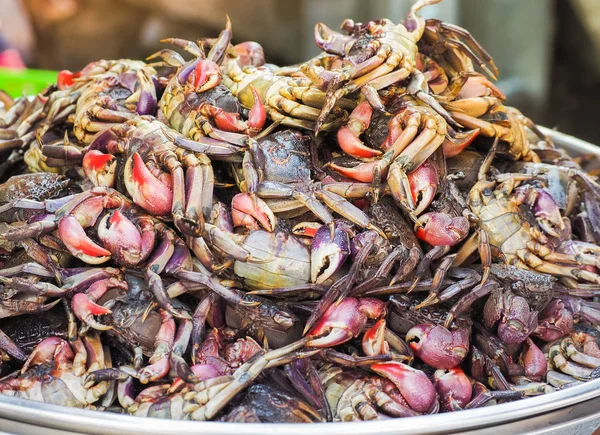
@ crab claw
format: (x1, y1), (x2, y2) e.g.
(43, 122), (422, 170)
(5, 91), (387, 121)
(72, 293), (112, 331)
(371, 361), (438, 414)
(247, 86), (266, 132)
(314, 22), (355, 56)
(191, 59), (222, 92)
(58, 215), (111, 264)
(292, 222), (322, 238)
(231, 193), (276, 232)
(22, 337), (74, 373)
(407, 161), (438, 216)
(97, 210), (143, 266)
(433, 367), (472, 412)
(306, 297), (386, 348)
(82, 150), (117, 187)
(533, 298), (574, 341)
(57, 69), (81, 90)
(483, 289), (537, 345)
(329, 160), (378, 183)
(442, 129), (480, 158)
(124, 152), (173, 217)
(406, 324), (469, 369)
(520, 338), (547, 381)
(310, 223), (350, 283)
(362, 319), (389, 356)
(337, 102), (381, 159)
(534, 190), (564, 238)
(415, 212), (469, 246)
(235, 41), (265, 67)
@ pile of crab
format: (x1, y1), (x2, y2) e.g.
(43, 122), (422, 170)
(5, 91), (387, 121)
(1, 0), (600, 423)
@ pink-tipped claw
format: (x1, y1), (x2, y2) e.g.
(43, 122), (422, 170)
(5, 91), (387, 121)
(72, 293), (112, 331)
(97, 210), (143, 266)
(442, 129), (480, 158)
(58, 215), (111, 264)
(82, 150), (116, 187)
(192, 59), (222, 92)
(329, 161), (378, 183)
(231, 193), (276, 232)
(248, 86), (266, 132)
(306, 297), (386, 348)
(407, 161), (438, 216)
(57, 70), (81, 90)
(415, 212), (469, 247)
(371, 361), (438, 414)
(125, 152), (173, 217)
(362, 319), (389, 356)
(337, 102), (381, 159)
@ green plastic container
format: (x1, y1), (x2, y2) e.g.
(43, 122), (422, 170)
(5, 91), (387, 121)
(0, 68), (58, 98)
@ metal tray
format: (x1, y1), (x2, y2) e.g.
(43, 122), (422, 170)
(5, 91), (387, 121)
(0, 127), (599, 435)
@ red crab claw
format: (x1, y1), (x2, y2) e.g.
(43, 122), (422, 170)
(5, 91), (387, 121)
(82, 150), (117, 187)
(57, 69), (81, 90)
(407, 161), (438, 216)
(292, 222), (322, 238)
(58, 215), (111, 264)
(406, 324), (469, 369)
(306, 297), (386, 348)
(97, 210), (143, 266)
(442, 129), (480, 158)
(124, 152), (173, 217)
(311, 223), (350, 284)
(362, 319), (389, 356)
(433, 367), (473, 412)
(328, 160), (379, 183)
(21, 337), (74, 373)
(235, 41), (266, 67)
(337, 102), (382, 159)
(248, 86), (266, 132)
(533, 298), (574, 341)
(191, 59), (222, 92)
(231, 193), (276, 232)
(72, 293), (112, 331)
(371, 361), (439, 414)
(520, 338), (547, 381)
(415, 212), (469, 247)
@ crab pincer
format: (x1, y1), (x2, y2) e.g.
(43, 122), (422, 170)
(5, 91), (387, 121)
(371, 361), (439, 414)
(305, 297), (386, 348)
(406, 324), (469, 369)
(415, 212), (470, 247)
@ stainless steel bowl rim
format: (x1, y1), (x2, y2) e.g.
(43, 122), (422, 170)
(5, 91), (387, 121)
(0, 126), (598, 435)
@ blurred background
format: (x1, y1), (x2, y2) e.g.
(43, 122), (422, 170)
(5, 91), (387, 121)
(0, 0), (599, 143)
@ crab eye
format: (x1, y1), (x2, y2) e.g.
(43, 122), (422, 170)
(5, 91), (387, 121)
(511, 280), (525, 291)
(482, 188), (493, 196)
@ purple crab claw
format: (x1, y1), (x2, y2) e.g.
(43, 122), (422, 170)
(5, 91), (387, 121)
(406, 324), (469, 369)
(520, 338), (548, 381)
(483, 289), (538, 345)
(534, 190), (564, 238)
(371, 361), (439, 414)
(433, 367), (472, 412)
(310, 223), (350, 284)
(533, 298), (574, 341)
